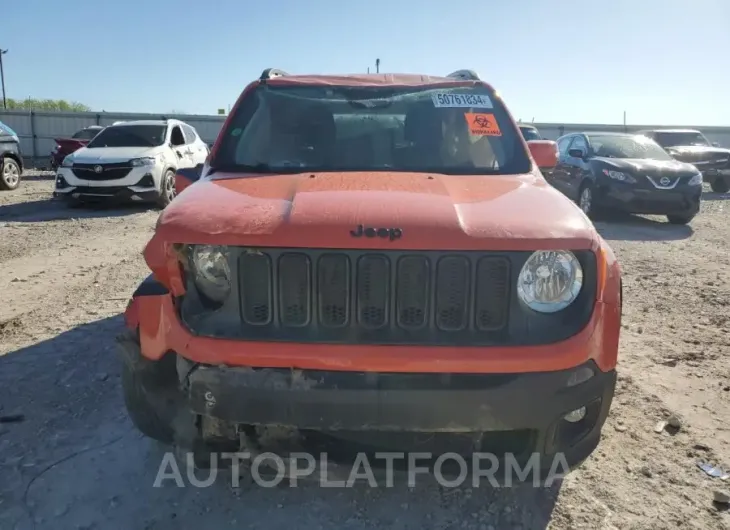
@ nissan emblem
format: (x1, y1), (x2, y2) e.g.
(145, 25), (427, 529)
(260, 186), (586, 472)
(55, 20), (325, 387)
(94, 165), (103, 174)
(660, 177), (670, 186)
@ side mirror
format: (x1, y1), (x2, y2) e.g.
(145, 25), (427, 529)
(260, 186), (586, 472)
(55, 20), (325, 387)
(568, 148), (585, 159)
(175, 163), (204, 195)
(528, 140), (559, 170)
(712, 142), (720, 147)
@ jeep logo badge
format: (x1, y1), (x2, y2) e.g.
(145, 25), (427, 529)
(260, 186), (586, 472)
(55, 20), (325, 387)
(350, 225), (403, 241)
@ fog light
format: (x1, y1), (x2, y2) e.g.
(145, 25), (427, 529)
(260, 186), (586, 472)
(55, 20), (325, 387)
(564, 407), (586, 423)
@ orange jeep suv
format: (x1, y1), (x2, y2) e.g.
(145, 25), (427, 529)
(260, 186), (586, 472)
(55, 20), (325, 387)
(119, 68), (622, 479)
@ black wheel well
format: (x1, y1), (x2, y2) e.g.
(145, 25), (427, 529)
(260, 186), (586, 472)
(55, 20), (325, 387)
(579, 178), (593, 192)
(1, 152), (23, 172)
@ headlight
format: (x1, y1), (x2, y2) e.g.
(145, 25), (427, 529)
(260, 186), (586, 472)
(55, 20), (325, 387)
(190, 245), (231, 303)
(688, 173), (703, 186)
(61, 156), (74, 167)
(517, 251), (583, 313)
(602, 169), (636, 183)
(130, 157), (157, 167)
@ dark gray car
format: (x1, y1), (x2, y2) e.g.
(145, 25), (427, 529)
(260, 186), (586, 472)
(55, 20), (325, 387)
(550, 132), (702, 224)
(0, 120), (23, 190)
(638, 129), (729, 193)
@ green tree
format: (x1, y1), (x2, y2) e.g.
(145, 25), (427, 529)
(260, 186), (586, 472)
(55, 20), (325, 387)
(5, 98), (91, 112)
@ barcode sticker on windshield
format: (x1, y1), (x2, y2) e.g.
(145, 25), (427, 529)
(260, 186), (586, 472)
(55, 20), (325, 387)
(432, 93), (493, 108)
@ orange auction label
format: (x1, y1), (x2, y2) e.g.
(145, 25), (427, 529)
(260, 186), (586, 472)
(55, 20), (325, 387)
(464, 113), (501, 136)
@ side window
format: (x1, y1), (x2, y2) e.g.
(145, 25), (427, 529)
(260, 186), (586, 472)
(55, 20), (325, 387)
(570, 136), (587, 154)
(170, 126), (185, 146)
(182, 124), (197, 144)
(557, 137), (573, 156)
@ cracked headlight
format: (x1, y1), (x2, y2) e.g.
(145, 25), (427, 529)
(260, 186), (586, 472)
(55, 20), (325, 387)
(190, 245), (231, 303)
(517, 250), (583, 313)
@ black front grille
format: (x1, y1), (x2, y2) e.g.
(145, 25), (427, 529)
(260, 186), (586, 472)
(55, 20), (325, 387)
(180, 248), (598, 346)
(72, 162), (132, 181)
(236, 249), (511, 345)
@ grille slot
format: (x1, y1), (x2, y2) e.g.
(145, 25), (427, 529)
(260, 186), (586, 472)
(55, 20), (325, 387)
(435, 256), (470, 331)
(475, 257), (510, 331)
(357, 255), (390, 329)
(240, 253), (272, 325)
(278, 253), (310, 327)
(318, 254), (350, 328)
(396, 256), (429, 329)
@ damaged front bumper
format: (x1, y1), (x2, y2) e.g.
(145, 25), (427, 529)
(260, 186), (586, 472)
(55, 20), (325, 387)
(186, 360), (616, 470)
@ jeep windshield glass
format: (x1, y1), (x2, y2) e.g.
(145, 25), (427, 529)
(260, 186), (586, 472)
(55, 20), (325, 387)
(212, 84), (531, 175)
(589, 134), (673, 161)
(652, 131), (710, 148)
(86, 125), (166, 148)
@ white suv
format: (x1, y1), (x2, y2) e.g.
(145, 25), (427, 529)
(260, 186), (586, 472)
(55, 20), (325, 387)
(54, 119), (209, 207)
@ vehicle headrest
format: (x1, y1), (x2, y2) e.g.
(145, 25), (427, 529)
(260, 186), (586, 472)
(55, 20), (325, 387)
(404, 104), (442, 146)
(297, 105), (336, 145)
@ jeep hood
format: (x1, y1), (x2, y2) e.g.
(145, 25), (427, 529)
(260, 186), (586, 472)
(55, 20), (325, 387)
(152, 172), (597, 253)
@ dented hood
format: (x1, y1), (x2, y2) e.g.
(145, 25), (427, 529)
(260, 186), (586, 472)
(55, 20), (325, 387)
(154, 171), (598, 251)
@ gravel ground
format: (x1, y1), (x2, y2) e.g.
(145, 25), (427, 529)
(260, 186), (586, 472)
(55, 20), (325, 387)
(1, 170), (729, 530)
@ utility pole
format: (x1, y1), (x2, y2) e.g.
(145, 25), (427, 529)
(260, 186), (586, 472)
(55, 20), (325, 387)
(0, 49), (7, 110)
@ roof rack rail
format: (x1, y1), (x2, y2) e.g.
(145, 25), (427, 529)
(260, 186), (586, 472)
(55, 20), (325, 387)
(260, 68), (289, 80)
(446, 69), (480, 81)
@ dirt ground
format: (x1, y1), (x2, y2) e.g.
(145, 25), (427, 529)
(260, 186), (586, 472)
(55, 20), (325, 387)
(1, 171), (729, 530)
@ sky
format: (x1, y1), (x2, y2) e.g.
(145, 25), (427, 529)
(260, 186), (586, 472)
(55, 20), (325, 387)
(4, 0), (730, 126)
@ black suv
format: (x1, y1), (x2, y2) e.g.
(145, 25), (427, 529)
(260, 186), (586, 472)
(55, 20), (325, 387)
(0, 120), (23, 190)
(638, 129), (729, 193)
(551, 132), (702, 224)
(519, 124), (542, 141)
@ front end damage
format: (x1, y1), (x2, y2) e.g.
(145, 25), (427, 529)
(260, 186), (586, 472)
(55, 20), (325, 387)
(119, 248), (621, 480)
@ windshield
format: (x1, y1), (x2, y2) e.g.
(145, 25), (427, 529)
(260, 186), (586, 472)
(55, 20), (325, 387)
(87, 125), (166, 148)
(213, 84), (531, 175)
(520, 126), (541, 141)
(589, 134), (673, 161)
(72, 128), (102, 140)
(652, 131), (709, 148)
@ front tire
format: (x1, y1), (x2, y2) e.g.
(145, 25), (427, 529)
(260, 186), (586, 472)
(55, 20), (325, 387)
(667, 213), (696, 225)
(710, 178), (729, 193)
(156, 169), (176, 208)
(0, 157), (21, 191)
(577, 182), (595, 218)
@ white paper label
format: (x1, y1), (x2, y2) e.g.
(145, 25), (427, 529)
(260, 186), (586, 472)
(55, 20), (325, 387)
(431, 92), (493, 108)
